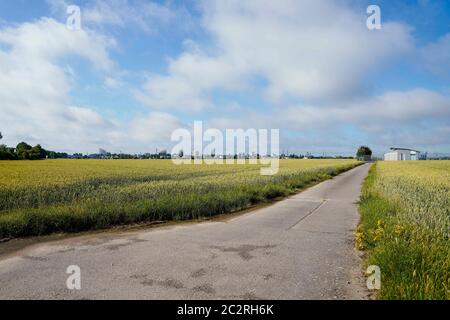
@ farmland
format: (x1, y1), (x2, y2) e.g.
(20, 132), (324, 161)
(358, 161), (450, 299)
(0, 159), (360, 239)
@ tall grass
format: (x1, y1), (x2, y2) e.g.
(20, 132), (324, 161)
(357, 161), (450, 300)
(0, 159), (360, 239)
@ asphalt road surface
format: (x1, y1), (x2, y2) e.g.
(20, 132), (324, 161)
(0, 163), (372, 300)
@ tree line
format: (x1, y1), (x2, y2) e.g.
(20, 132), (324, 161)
(0, 133), (68, 160)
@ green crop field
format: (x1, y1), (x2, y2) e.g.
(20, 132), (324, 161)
(357, 161), (450, 300)
(0, 159), (360, 239)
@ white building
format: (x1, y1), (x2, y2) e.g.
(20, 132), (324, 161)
(384, 148), (420, 161)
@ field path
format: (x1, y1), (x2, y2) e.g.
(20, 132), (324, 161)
(0, 163), (372, 299)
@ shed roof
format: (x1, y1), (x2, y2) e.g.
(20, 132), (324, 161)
(389, 147), (420, 152)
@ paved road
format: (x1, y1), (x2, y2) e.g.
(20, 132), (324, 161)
(0, 164), (371, 300)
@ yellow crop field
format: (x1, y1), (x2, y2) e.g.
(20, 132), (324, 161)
(0, 159), (360, 239)
(358, 161), (450, 300)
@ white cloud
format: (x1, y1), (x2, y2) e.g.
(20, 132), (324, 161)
(0, 17), (115, 70)
(104, 76), (124, 89)
(134, 48), (248, 111)
(129, 112), (184, 145)
(48, 0), (183, 33)
(64, 106), (112, 127)
(420, 33), (450, 77)
(3, 1), (449, 155)
(206, 88), (450, 152)
(136, 0), (413, 111)
(282, 89), (450, 128)
(0, 17), (190, 153)
(132, 0), (450, 153)
(83, 0), (175, 32)
(0, 18), (118, 152)
(133, 73), (213, 112)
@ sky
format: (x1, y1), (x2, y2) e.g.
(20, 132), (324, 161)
(0, 0), (449, 156)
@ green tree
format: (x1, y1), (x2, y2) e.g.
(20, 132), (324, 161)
(16, 142), (32, 160)
(29, 144), (46, 160)
(356, 146), (372, 158)
(0, 144), (17, 160)
(0, 133), (15, 160)
(0, 144), (7, 160)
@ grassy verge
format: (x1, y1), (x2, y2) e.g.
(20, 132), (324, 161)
(0, 160), (360, 239)
(357, 163), (450, 300)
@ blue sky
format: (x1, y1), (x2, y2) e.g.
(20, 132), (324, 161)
(0, 0), (449, 156)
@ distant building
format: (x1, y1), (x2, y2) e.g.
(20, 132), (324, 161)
(384, 148), (420, 161)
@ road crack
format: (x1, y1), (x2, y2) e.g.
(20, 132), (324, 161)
(286, 199), (327, 230)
